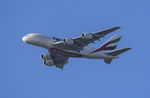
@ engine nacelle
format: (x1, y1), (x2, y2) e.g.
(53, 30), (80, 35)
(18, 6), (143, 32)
(44, 59), (54, 66)
(82, 32), (93, 39)
(63, 38), (74, 44)
(41, 53), (52, 60)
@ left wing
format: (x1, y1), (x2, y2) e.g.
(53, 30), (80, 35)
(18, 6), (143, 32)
(52, 26), (121, 52)
(49, 50), (69, 69)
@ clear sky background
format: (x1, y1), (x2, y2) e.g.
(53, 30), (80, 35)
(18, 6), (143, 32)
(0, 0), (150, 98)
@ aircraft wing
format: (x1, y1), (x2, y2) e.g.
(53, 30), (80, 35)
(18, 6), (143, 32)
(53, 26), (121, 52)
(48, 50), (69, 69)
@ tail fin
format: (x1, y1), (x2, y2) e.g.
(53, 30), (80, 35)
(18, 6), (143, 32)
(104, 48), (131, 64)
(102, 34), (122, 51)
(90, 35), (121, 53)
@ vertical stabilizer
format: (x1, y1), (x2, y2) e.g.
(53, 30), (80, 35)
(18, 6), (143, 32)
(90, 35), (122, 53)
(102, 34), (122, 50)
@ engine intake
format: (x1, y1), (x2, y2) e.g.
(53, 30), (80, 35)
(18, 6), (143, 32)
(63, 38), (74, 44)
(82, 32), (93, 39)
(41, 53), (52, 60)
(44, 60), (54, 66)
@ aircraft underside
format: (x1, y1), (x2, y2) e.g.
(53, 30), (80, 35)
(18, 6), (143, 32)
(22, 26), (131, 69)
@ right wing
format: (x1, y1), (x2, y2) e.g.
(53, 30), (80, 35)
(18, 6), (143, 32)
(53, 27), (121, 52)
(49, 51), (69, 69)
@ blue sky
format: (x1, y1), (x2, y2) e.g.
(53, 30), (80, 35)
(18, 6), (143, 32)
(0, 0), (150, 98)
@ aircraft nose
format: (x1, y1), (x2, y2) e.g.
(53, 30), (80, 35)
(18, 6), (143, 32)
(22, 35), (30, 43)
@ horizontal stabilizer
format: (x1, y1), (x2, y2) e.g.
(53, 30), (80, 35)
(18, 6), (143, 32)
(104, 59), (113, 64)
(105, 48), (131, 56)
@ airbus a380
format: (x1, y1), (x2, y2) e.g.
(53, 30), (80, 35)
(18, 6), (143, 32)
(22, 27), (131, 69)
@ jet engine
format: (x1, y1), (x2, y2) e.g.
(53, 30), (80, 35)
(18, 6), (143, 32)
(41, 53), (52, 60)
(82, 32), (93, 39)
(44, 59), (54, 66)
(63, 38), (74, 44)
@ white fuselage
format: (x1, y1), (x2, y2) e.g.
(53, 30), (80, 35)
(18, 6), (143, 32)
(22, 33), (117, 59)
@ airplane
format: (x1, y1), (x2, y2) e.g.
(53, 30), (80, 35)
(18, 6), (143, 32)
(22, 27), (131, 69)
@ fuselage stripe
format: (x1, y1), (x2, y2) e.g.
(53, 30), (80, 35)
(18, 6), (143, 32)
(49, 48), (82, 57)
